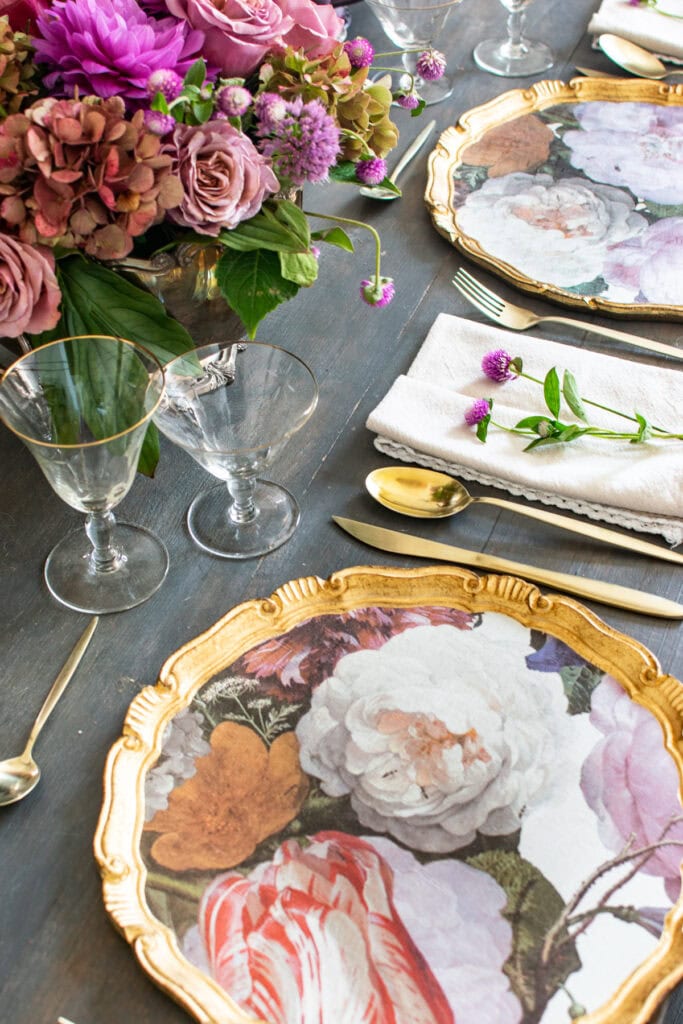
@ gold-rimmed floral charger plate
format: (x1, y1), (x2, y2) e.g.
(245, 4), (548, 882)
(426, 78), (683, 318)
(95, 565), (683, 1024)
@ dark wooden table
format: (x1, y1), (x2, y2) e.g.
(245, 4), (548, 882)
(1, 2), (682, 1022)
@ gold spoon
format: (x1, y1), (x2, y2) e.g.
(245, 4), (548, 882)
(598, 34), (683, 79)
(359, 120), (436, 201)
(0, 616), (98, 807)
(365, 466), (683, 565)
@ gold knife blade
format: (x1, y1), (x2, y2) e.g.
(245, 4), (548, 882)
(333, 516), (683, 619)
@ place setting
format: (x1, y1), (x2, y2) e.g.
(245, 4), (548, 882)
(2, 1), (683, 1024)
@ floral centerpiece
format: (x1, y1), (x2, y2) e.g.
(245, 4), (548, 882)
(0, 0), (443, 348)
(0, 0), (443, 470)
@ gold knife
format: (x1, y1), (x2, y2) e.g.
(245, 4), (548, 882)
(333, 516), (683, 618)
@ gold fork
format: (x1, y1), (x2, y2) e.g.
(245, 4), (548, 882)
(452, 267), (683, 361)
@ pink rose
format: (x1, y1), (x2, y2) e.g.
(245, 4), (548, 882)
(0, 236), (61, 337)
(278, 0), (343, 57)
(581, 676), (683, 902)
(197, 831), (455, 1023)
(166, 121), (278, 235)
(165, 0), (293, 76)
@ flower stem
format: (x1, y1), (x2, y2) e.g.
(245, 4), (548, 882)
(519, 370), (643, 427)
(304, 209), (382, 285)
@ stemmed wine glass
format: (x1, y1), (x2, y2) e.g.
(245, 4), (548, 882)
(153, 341), (318, 559)
(0, 335), (168, 613)
(473, 0), (554, 77)
(364, 0), (465, 105)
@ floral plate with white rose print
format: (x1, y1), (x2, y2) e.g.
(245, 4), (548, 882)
(95, 565), (683, 1024)
(426, 77), (683, 318)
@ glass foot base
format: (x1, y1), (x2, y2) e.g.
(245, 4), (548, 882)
(187, 481), (300, 559)
(399, 71), (454, 106)
(473, 37), (554, 77)
(45, 523), (169, 614)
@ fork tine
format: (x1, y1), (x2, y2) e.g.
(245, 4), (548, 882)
(451, 274), (502, 318)
(453, 268), (505, 313)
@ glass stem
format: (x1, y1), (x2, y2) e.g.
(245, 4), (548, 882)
(507, 10), (525, 51)
(85, 510), (124, 574)
(227, 476), (257, 524)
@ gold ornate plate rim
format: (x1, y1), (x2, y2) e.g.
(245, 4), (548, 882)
(94, 564), (683, 1024)
(425, 77), (683, 321)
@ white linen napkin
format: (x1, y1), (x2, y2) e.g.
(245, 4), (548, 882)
(588, 0), (683, 61)
(366, 314), (683, 545)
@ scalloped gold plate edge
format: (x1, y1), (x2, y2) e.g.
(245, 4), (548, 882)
(94, 564), (683, 1023)
(425, 77), (683, 320)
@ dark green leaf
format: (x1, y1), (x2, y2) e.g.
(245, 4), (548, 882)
(509, 356), (523, 374)
(523, 435), (565, 452)
(183, 59), (206, 89)
(312, 226), (354, 253)
(280, 251), (318, 286)
(467, 850), (581, 1017)
(270, 199), (310, 249)
(137, 422), (161, 478)
(215, 248), (299, 338)
(151, 92), (169, 114)
(373, 176), (402, 197)
(557, 424), (588, 443)
(543, 367), (561, 418)
(191, 99), (214, 123)
(475, 407), (492, 443)
(560, 664), (605, 715)
(410, 99), (427, 117)
(515, 415), (553, 431)
(329, 161), (361, 184)
(562, 370), (588, 422)
(218, 200), (309, 254)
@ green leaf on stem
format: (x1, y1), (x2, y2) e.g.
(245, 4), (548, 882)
(633, 412), (653, 443)
(515, 415), (553, 431)
(190, 99), (214, 123)
(411, 99), (427, 117)
(215, 248), (299, 338)
(562, 370), (588, 422)
(218, 200), (309, 254)
(329, 161), (361, 184)
(476, 400), (493, 442)
(183, 59), (206, 89)
(280, 250), (318, 286)
(312, 227), (354, 252)
(543, 367), (561, 419)
(523, 436), (565, 452)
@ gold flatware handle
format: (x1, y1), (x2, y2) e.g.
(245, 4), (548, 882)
(574, 66), (627, 78)
(543, 315), (683, 361)
(333, 517), (683, 618)
(28, 616), (99, 750)
(477, 497), (683, 564)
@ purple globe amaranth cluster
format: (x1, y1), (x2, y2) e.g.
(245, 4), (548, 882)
(147, 69), (184, 102)
(416, 48), (447, 81)
(257, 97), (340, 187)
(360, 276), (395, 308)
(35, 0), (207, 105)
(253, 91), (288, 132)
(396, 92), (420, 110)
(216, 84), (252, 118)
(481, 348), (518, 383)
(343, 37), (375, 69)
(464, 398), (491, 426)
(355, 157), (387, 186)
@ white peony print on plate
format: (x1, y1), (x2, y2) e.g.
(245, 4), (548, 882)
(135, 600), (683, 1024)
(426, 79), (683, 316)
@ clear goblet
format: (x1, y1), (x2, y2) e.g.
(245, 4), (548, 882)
(153, 341), (318, 559)
(364, 0), (465, 105)
(0, 335), (168, 613)
(473, 0), (554, 77)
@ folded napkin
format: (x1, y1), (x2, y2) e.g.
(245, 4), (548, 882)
(366, 315), (683, 545)
(588, 0), (683, 61)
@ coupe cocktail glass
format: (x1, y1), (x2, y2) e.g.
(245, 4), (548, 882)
(473, 0), (554, 77)
(365, 0), (465, 105)
(0, 335), (167, 613)
(154, 341), (318, 559)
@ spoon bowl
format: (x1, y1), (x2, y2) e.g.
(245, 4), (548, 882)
(365, 466), (683, 564)
(359, 119), (436, 201)
(0, 616), (98, 807)
(597, 34), (683, 79)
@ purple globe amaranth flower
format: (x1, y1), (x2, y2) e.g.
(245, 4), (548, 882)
(416, 48), (447, 81)
(147, 68), (184, 102)
(481, 348), (519, 382)
(464, 398), (491, 426)
(344, 37), (375, 68)
(253, 91), (288, 132)
(143, 109), (177, 135)
(396, 91), (420, 110)
(35, 0), (207, 105)
(360, 276), (395, 308)
(217, 84), (252, 117)
(258, 97), (340, 187)
(356, 157), (387, 186)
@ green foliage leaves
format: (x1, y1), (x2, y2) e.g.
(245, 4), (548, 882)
(215, 248), (299, 339)
(560, 663), (605, 715)
(468, 850), (581, 1018)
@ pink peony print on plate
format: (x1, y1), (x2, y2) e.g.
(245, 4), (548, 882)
(139, 603), (683, 1024)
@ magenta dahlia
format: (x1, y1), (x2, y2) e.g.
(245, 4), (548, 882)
(35, 0), (207, 105)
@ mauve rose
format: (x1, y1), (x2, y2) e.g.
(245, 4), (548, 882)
(166, 121), (278, 235)
(279, 0), (343, 56)
(0, 236), (61, 336)
(165, 0), (293, 77)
